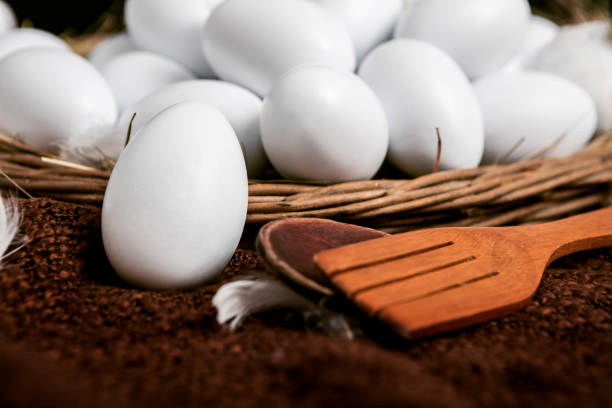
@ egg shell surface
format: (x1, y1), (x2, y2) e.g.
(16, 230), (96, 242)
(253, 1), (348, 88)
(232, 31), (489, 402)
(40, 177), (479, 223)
(88, 33), (138, 69)
(544, 20), (611, 44)
(102, 101), (248, 290)
(528, 22), (612, 132)
(0, 1), (16, 36)
(359, 39), (484, 176)
(101, 51), (195, 113)
(502, 15), (559, 72)
(261, 65), (388, 182)
(0, 28), (70, 62)
(207, 0), (228, 7)
(474, 71), (598, 164)
(0, 48), (117, 152)
(394, 0), (531, 78)
(402, 0), (421, 10)
(125, 0), (216, 77)
(310, 0), (402, 62)
(203, 0), (356, 96)
(115, 80), (265, 177)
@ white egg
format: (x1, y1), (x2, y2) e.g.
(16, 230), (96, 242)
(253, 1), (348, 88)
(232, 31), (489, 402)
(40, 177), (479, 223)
(203, 0), (355, 96)
(359, 39), (484, 176)
(393, 9), (410, 38)
(545, 20), (611, 43)
(207, 0), (228, 7)
(528, 21), (612, 132)
(101, 51), (195, 113)
(0, 48), (117, 152)
(125, 0), (216, 77)
(309, 0), (402, 62)
(113, 80), (265, 177)
(261, 65), (388, 182)
(402, 0), (421, 10)
(474, 71), (598, 164)
(0, 1), (16, 36)
(502, 15), (559, 73)
(0, 28), (70, 62)
(394, 0), (531, 78)
(88, 33), (138, 70)
(102, 101), (247, 290)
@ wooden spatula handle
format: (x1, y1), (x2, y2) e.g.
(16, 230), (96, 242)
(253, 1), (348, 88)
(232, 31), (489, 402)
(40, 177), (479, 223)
(525, 206), (612, 265)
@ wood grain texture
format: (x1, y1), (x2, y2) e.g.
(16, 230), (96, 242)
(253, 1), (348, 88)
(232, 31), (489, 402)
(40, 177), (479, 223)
(315, 206), (612, 339)
(256, 218), (388, 295)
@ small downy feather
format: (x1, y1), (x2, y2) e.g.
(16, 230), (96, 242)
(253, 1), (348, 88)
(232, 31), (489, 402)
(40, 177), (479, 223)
(0, 196), (24, 270)
(213, 276), (315, 331)
(58, 126), (122, 168)
(212, 276), (354, 339)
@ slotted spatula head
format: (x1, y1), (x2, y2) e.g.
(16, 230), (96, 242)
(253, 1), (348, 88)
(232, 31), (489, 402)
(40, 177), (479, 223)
(315, 207), (612, 339)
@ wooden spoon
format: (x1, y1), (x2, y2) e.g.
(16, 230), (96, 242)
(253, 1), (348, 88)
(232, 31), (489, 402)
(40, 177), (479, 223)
(315, 206), (612, 339)
(256, 218), (388, 296)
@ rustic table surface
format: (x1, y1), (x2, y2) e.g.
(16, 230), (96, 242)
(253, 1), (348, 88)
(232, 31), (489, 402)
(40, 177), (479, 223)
(0, 198), (609, 408)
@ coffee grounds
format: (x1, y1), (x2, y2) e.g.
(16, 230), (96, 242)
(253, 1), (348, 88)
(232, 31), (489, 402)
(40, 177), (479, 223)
(0, 198), (610, 407)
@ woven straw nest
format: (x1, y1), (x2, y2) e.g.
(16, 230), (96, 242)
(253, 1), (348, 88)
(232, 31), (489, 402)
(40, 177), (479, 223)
(1, 132), (611, 233)
(1, 1), (610, 233)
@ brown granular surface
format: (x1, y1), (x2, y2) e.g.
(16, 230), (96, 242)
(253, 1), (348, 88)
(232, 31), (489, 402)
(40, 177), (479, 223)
(0, 198), (610, 408)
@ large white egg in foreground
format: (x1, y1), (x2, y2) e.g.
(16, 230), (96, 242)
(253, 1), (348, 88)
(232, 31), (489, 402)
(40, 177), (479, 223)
(101, 51), (195, 113)
(261, 65), (388, 182)
(114, 80), (265, 177)
(203, 0), (355, 96)
(102, 101), (248, 290)
(125, 0), (215, 77)
(310, 0), (402, 62)
(474, 71), (598, 164)
(359, 39), (484, 176)
(394, 0), (530, 78)
(0, 1), (16, 36)
(0, 48), (117, 152)
(0, 28), (70, 62)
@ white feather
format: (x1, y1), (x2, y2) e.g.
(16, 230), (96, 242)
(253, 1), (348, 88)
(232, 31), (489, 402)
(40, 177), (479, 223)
(0, 196), (24, 270)
(213, 277), (316, 331)
(58, 126), (122, 167)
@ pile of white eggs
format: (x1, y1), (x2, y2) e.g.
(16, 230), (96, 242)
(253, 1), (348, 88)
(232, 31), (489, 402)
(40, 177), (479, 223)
(0, 0), (610, 289)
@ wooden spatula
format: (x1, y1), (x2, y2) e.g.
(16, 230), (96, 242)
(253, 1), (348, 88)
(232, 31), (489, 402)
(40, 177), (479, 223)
(315, 206), (612, 339)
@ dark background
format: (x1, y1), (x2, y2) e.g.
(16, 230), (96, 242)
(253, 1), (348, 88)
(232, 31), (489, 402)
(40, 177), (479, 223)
(4, 0), (121, 34)
(3, 0), (611, 34)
